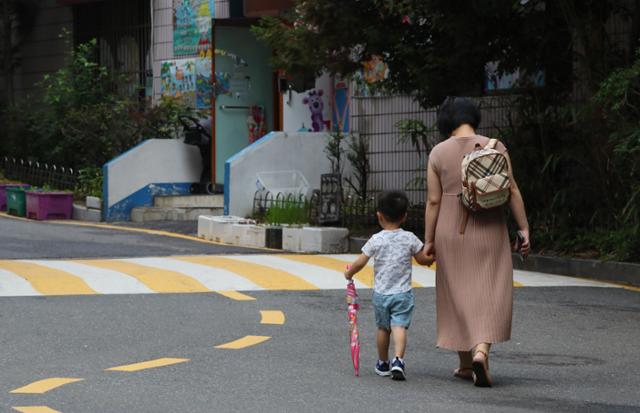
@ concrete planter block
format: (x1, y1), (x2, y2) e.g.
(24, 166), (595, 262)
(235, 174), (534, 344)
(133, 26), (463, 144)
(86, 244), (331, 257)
(208, 215), (245, 243)
(282, 226), (305, 252)
(73, 204), (101, 222)
(86, 196), (102, 210)
(230, 224), (266, 248)
(301, 227), (349, 253)
(197, 215), (215, 239)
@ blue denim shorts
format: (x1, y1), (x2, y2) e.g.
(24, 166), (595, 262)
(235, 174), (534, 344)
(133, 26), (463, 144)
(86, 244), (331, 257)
(373, 290), (415, 330)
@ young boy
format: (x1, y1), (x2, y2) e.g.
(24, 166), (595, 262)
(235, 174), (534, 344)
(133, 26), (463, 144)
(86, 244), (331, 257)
(344, 191), (434, 380)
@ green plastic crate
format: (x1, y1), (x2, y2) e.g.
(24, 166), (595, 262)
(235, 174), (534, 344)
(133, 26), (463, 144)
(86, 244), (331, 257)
(6, 186), (27, 217)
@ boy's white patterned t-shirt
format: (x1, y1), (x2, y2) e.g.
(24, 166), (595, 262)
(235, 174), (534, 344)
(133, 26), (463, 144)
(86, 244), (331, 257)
(361, 229), (424, 295)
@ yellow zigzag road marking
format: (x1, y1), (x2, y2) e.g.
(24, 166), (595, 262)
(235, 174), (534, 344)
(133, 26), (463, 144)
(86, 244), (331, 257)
(106, 357), (189, 372)
(260, 310), (285, 325)
(279, 255), (377, 287)
(175, 256), (318, 290)
(13, 407), (62, 413)
(0, 261), (96, 296)
(513, 281), (524, 287)
(10, 378), (84, 394)
(215, 335), (271, 349)
(77, 260), (210, 293)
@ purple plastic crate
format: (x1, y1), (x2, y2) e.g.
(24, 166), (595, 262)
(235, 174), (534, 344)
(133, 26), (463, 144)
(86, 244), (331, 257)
(0, 184), (30, 211)
(25, 191), (73, 220)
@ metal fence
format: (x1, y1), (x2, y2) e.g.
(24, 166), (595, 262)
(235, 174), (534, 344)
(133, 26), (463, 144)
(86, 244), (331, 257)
(252, 190), (426, 238)
(349, 94), (515, 204)
(0, 157), (79, 190)
(74, 0), (152, 98)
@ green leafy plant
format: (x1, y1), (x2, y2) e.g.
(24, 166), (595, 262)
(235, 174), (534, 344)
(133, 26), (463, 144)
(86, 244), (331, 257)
(75, 166), (103, 199)
(344, 134), (371, 202)
(325, 130), (347, 176)
(265, 197), (310, 225)
(1, 32), (200, 169)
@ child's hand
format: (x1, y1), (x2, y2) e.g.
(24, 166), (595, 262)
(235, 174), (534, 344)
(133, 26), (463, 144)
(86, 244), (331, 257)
(344, 264), (353, 281)
(414, 249), (435, 266)
(424, 253), (435, 266)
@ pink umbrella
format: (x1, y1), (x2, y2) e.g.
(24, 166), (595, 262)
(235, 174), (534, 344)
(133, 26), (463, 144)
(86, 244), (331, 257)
(346, 278), (360, 376)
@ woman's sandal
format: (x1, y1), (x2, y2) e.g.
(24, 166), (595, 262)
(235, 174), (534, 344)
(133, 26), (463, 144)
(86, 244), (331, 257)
(453, 367), (474, 381)
(472, 350), (493, 387)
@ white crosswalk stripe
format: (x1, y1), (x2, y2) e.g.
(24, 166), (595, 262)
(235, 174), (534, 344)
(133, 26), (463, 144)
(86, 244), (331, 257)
(0, 268), (41, 296)
(123, 257), (264, 291)
(228, 255), (366, 290)
(27, 260), (155, 295)
(0, 254), (620, 297)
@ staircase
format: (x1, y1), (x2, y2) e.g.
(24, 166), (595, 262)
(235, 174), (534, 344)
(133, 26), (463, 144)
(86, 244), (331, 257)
(130, 194), (224, 222)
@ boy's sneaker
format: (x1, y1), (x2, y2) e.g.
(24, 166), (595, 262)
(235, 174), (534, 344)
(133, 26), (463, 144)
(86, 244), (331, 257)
(375, 360), (391, 376)
(391, 357), (406, 380)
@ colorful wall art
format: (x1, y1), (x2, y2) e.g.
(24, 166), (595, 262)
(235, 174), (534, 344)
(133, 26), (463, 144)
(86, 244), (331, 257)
(173, 0), (213, 57)
(195, 58), (213, 109)
(160, 58), (196, 105)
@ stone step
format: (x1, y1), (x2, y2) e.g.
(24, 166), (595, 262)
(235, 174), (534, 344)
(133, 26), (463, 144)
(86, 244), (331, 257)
(153, 194), (224, 209)
(131, 206), (224, 223)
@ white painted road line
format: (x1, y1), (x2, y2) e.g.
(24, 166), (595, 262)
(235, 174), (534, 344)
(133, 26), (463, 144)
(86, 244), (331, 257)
(0, 269), (42, 296)
(26, 260), (154, 295)
(228, 255), (365, 290)
(122, 257), (264, 292)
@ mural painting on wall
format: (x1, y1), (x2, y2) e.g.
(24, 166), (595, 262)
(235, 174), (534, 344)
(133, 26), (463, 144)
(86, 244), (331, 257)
(215, 72), (231, 97)
(195, 58), (213, 109)
(160, 58), (197, 106)
(354, 54), (389, 97)
(173, 0), (213, 57)
(303, 89), (331, 132)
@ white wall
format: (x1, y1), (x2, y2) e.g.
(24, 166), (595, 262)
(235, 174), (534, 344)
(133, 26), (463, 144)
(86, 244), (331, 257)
(283, 74), (333, 132)
(225, 132), (351, 218)
(105, 139), (202, 207)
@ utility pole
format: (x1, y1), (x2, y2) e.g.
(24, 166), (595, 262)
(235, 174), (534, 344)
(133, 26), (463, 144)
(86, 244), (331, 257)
(2, 0), (14, 107)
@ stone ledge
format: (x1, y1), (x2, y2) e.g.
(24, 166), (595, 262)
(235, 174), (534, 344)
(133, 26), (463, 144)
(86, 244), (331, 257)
(350, 236), (640, 287)
(513, 254), (640, 287)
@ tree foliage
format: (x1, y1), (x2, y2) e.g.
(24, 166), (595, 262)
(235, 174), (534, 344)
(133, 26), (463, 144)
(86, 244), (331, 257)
(255, 0), (582, 107)
(255, 0), (640, 261)
(0, 36), (198, 168)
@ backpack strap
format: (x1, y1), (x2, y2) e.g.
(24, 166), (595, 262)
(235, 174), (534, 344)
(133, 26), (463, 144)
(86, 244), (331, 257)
(484, 138), (498, 150)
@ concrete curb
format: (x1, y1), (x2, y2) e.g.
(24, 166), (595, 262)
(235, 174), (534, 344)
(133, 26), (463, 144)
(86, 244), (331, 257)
(349, 236), (640, 288)
(513, 254), (640, 287)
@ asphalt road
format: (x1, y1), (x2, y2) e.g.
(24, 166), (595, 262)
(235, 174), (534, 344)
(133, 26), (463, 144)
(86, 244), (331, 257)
(1, 215), (639, 413)
(0, 216), (267, 259)
(1, 287), (639, 413)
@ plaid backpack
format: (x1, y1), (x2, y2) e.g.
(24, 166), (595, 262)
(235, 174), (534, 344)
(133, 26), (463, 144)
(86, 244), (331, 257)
(459, 138), (511, 233)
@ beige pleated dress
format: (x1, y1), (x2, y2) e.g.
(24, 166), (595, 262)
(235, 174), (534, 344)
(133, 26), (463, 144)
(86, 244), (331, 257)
(428, 135), (513, 351)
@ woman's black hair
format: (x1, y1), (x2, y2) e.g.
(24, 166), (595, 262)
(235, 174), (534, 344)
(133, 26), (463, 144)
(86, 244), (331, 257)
(436, 96), (481, 138)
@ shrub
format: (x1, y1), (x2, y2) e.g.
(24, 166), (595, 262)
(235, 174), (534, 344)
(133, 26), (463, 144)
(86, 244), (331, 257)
(1, 34), (199, 169)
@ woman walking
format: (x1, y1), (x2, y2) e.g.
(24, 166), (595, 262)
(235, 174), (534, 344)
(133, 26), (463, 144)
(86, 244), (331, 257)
(423, 97), (530, 387)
